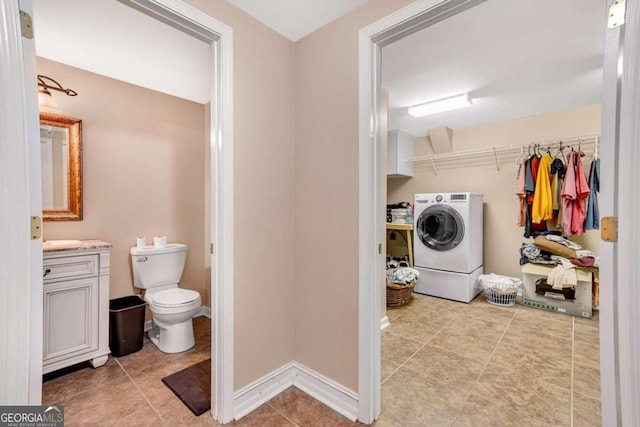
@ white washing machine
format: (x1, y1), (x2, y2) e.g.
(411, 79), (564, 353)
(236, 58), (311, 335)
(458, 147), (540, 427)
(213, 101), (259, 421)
(413, 192), (484, 302)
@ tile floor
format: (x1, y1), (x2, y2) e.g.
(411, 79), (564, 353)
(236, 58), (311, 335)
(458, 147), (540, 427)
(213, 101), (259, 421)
(42, 294), (601, 426)
(380, 292), (601, 427)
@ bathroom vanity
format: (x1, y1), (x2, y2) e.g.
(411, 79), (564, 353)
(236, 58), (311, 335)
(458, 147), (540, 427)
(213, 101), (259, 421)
(42, 240), (111, 373)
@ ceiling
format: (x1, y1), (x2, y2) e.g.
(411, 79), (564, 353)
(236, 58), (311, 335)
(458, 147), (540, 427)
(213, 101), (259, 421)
(382, 0), (606, 137)
(33, 0), (606, 131)
(227, 0), (370, 41)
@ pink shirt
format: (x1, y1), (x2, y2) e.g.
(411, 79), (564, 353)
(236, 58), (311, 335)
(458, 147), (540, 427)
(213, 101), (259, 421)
(561, 151), (590, 235)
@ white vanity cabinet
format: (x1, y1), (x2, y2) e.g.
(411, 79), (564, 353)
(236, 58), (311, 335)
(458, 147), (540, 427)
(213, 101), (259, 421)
(42, 242), (111, 374)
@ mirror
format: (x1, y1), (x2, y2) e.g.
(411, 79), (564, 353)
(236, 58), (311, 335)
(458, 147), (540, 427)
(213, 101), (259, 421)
(40, 113), (82, 221)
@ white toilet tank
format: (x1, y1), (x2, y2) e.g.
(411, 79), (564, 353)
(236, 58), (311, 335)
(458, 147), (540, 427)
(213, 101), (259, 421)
(131, 243), (188, 288)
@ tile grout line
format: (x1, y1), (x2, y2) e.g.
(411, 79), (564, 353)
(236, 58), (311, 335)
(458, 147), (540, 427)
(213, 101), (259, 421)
(451, 305), (518, 423)
(265, 401), (302, 427)
(113, 357), (167, 425)
(381, 310), (458, 386)
(570, 316), (575, 427)
(44, 370), (128, 405)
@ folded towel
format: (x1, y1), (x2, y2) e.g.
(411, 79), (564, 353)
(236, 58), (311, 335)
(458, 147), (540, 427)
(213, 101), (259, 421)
(545, 234), (582, 250)
(575, 249), (596, 259)
(571, 257), (596, 268)
(534, 236), (577, 259)
(547, 265), (577, 290)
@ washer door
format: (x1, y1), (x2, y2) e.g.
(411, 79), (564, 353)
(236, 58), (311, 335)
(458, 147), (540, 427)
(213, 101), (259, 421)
(416, 205), (465, 251)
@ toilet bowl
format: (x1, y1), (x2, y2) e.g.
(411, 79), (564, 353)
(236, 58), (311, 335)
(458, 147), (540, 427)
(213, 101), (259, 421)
(130, 243), (202, 353)
(145, 286), (201, 353)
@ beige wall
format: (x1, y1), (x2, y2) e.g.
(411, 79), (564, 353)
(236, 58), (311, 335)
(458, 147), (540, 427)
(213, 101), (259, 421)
(39, 58), (207, 304)
(294, 0), (415, 391)
(388, 104), (602, 278)
(183, 0), (297, 390)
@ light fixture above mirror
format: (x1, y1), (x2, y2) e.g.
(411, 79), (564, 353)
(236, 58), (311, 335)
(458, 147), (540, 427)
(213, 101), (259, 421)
(37, 75), (77, 114)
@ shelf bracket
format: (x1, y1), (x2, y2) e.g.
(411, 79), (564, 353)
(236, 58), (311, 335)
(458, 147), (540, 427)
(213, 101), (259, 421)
(430, 158), (438, 176)
(493, 148), (500, 171)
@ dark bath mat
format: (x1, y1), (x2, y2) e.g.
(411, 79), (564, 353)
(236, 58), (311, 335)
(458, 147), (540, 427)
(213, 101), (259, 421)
(161, 358), (211, 416)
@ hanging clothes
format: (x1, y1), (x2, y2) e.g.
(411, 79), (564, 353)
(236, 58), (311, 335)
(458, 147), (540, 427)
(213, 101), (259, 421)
(550, 157), (566, 228)
(523, 157), (535, 238)
(584, 158), (600, 230)
(529, 153), (547, 233)
(561, 151), (590, 236)
(516, 160), (527, 226)
(532, 153), (554, 223)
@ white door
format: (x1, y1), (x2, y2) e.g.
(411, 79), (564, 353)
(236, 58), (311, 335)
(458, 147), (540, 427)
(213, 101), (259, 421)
(0, 0), (43, 404)
(599, 0), (640, 425)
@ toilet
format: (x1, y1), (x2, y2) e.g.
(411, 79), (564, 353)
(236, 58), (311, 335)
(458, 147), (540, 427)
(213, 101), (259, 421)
(130, 243), (201, 353)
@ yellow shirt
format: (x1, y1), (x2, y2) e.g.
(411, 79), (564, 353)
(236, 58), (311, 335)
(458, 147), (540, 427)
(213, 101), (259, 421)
(532, 153), (554, 223)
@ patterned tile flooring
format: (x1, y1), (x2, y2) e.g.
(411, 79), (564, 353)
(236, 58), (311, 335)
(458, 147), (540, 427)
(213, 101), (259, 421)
(380, 293), (601, 427)
(42, 294), (601, 426)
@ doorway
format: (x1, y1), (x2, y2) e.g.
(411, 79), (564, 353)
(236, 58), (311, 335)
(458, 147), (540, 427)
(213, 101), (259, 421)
(358, 0), (638, 424)
(3, 0), (233, 422)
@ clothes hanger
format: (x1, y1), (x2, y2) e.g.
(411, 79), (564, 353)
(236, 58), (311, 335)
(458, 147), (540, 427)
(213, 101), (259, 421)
(558, 142), (567, 163)
(594, 136), (599, 160)
(516, 146), (524, 165)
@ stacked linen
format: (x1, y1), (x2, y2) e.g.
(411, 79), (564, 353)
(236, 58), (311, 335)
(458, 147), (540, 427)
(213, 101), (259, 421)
(386, 267), (420, 285)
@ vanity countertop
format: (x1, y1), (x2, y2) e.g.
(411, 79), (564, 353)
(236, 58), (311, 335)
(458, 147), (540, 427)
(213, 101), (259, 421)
(43, 239), (112, 253)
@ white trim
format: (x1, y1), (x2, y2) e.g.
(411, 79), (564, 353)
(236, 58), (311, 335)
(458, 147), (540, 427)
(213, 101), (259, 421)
(615, 0), (640, 423)
(232, 362), (358, 422)
(293, 363), (359, 422)
(380, 316), (390, 330)
(357, 24), (382, 423)
(357, 0), (485, 423)
(0, 0), (42, 404)
(233, 362), (295, 420)
(117, 1), (235, 423)
(599, 2), (622, 423)
(200, 305), (212, 319)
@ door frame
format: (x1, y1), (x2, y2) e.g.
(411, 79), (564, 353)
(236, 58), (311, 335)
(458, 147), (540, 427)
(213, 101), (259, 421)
(123, 1), (235, 422)
(0, 0), (43, 404)
(358, 0), (640, 424)
(600, 0), (640, 424)
(0, 0), (236, 422)
(357, 0), (486, 421)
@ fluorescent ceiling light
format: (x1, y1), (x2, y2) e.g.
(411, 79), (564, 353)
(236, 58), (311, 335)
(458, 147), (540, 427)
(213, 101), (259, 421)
(408, 93), (472, 117)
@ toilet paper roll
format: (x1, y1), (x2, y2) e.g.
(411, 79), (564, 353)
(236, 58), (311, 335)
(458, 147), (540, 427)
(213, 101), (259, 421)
(154, 236), (167, 248)
(136, 237), (146, 249)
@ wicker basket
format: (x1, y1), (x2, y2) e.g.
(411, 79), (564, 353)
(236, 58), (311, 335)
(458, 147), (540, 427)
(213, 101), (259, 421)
(386, 279), (416, 307)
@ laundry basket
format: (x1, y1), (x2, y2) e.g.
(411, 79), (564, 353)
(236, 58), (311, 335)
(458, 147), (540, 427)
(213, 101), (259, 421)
(386, 267), (420, 307)
(386, 279), (416, 307)
(479, 274), (521, 307)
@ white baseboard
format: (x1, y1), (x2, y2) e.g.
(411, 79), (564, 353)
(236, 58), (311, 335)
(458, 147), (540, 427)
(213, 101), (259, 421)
(380, 316), (390, 330)
(143, 306), (212, 332)
(200, 306), (212, 318)
(292, 363), (358, 422)
(232, 361), (358, 422)
(233, 362), (295, 419)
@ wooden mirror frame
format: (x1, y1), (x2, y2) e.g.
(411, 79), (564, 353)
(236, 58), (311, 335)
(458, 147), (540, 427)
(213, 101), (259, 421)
(40, 113), (83, 221)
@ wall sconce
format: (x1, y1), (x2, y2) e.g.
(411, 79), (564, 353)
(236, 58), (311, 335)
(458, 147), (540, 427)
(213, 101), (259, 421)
(408, 93), (472, 118)
(37, 75), (77, 113)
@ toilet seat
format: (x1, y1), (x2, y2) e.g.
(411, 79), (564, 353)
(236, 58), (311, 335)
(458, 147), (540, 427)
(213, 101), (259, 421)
(152, 288), (200, 308)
